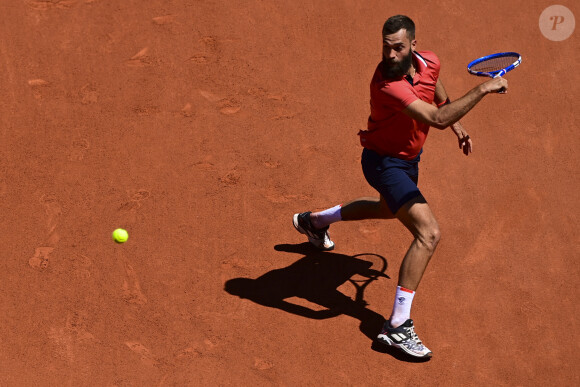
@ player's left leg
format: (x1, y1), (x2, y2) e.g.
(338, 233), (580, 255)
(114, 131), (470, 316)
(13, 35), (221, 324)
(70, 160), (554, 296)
(294, 195), (394, 250)
(292, 212), (335, 251)
(293, 148), (402, 250)
(377, 196), (439, 358)
(394, 197), (440, 292)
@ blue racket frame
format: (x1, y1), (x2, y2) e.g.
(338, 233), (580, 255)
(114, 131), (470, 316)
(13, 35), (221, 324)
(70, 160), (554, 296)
(467, 52), (522, 78)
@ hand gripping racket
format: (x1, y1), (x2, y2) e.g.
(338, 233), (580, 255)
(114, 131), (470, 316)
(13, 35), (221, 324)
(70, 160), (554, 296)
(467, 52), (521, 78)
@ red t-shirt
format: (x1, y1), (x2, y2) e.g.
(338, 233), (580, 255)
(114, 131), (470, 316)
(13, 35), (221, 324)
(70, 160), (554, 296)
(358, 50), (440, 160)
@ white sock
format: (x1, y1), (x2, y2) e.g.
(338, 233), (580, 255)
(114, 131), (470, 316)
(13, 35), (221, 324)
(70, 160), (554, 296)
(311, 204), (342, 229)
(390, 286), (415, 327)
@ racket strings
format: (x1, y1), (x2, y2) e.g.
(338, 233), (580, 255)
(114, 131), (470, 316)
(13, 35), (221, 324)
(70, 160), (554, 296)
(470, 55), (519, 72)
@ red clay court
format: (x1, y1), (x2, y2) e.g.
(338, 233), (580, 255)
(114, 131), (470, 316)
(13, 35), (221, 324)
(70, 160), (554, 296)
(1, 1), (578, 385)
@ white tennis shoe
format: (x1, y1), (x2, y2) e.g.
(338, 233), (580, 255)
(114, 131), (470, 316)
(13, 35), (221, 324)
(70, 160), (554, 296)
(377, 319), (432, 358)
(292, 212), (334, 251)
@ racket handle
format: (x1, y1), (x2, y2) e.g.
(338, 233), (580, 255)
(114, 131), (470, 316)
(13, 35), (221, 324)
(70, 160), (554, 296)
(493, 72), (507, 93)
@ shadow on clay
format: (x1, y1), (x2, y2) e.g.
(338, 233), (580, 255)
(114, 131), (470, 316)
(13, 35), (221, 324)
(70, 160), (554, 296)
(225, 242), (429, 362)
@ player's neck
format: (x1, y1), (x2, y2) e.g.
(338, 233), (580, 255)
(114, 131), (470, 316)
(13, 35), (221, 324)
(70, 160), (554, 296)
(407, 54), (417, 77)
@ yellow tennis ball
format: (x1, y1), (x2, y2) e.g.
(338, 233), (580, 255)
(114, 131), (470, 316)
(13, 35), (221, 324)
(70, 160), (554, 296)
(112, 228), (129, 243)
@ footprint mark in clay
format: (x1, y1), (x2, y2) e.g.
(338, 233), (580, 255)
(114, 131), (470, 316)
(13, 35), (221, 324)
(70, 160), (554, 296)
(78, 83), (98, 105)
(219, 170), (241, 186)
(125, 47), (151, 67)
(29, 194), (62, 270)
(41, 194), (61, 238)
(121, 262), (148, 305)
(28, 79), (49, 99)
(125, 342), (158, 366)
(29, 247), (53, 270)
(152, 15), (175, 25)
(198, 89), (241, 115)
(68, 138), (90, 161)
(218, 99), (241, 115)
(47, 310), (95, 363)
(247, 87), (298, 120)
(187, 54), (209, 64)
(254, 358), (274, 370)
(118, 189), (150, 223)
(28, 79), (48, 86)
(28, 1), (77, 11)
(72, 254), (93, 280)
(186, 35), (223, 65)
(181, 102), (193, 117)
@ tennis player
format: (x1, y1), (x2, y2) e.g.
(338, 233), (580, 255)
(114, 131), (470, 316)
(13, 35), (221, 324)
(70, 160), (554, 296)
(293, 15), (508, 358)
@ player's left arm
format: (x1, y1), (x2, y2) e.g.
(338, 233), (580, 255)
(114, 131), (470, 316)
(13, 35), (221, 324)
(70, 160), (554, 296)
(434, 78), (472, 156)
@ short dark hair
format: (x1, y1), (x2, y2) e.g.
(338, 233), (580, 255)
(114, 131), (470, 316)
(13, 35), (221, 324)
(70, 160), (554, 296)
(382, 15), (415, 40)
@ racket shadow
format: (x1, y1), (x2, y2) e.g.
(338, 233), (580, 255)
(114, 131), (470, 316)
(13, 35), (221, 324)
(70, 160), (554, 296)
(224, 242), (389, 343)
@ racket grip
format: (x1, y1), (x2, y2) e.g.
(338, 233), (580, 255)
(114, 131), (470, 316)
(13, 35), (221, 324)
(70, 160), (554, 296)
(493, 72), (507, 93)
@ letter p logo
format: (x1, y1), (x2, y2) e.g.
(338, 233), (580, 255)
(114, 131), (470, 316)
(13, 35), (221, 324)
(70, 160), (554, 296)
(540, 6), (575, 41)
(550, 15), (565, 30)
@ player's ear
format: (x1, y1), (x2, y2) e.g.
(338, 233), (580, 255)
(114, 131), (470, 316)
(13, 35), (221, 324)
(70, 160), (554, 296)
(411, 39), (417, 50)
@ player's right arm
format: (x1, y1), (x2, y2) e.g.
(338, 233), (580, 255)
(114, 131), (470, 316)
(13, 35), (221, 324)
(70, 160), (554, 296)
(403, 77), (508, 129)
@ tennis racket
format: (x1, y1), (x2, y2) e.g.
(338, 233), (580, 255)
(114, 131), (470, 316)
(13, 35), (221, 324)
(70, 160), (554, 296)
(467, 52), (521, 78)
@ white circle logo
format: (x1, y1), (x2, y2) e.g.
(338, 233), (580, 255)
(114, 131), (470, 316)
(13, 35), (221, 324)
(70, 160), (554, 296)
(539, 5), (575, 41)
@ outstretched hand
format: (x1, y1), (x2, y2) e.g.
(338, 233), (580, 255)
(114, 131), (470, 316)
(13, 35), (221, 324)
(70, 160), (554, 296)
(451, 121), (472, 156)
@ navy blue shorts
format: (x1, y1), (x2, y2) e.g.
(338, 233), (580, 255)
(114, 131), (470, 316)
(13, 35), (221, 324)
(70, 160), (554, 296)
(361, 148), (425, 215)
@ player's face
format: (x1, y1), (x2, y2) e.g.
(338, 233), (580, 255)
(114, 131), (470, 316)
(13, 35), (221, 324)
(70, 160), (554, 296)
(382, 29), (416, 78)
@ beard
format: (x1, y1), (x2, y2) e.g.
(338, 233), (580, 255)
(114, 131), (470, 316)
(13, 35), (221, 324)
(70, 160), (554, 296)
(382, 50), (413, 79)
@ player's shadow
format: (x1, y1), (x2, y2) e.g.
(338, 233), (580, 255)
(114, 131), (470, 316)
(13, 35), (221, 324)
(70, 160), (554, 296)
(225, 242), (428, 362)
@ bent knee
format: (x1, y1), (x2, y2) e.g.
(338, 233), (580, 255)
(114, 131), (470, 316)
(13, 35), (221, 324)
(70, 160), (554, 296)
(417, 226), (441, 252)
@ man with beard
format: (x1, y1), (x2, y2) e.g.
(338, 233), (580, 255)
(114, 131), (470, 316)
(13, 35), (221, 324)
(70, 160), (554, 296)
(292, 15), (508, 359)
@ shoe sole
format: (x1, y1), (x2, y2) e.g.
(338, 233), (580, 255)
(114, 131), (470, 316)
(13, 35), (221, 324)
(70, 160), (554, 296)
(376, 334), (432, 358)
(292, 213), (335, 251)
